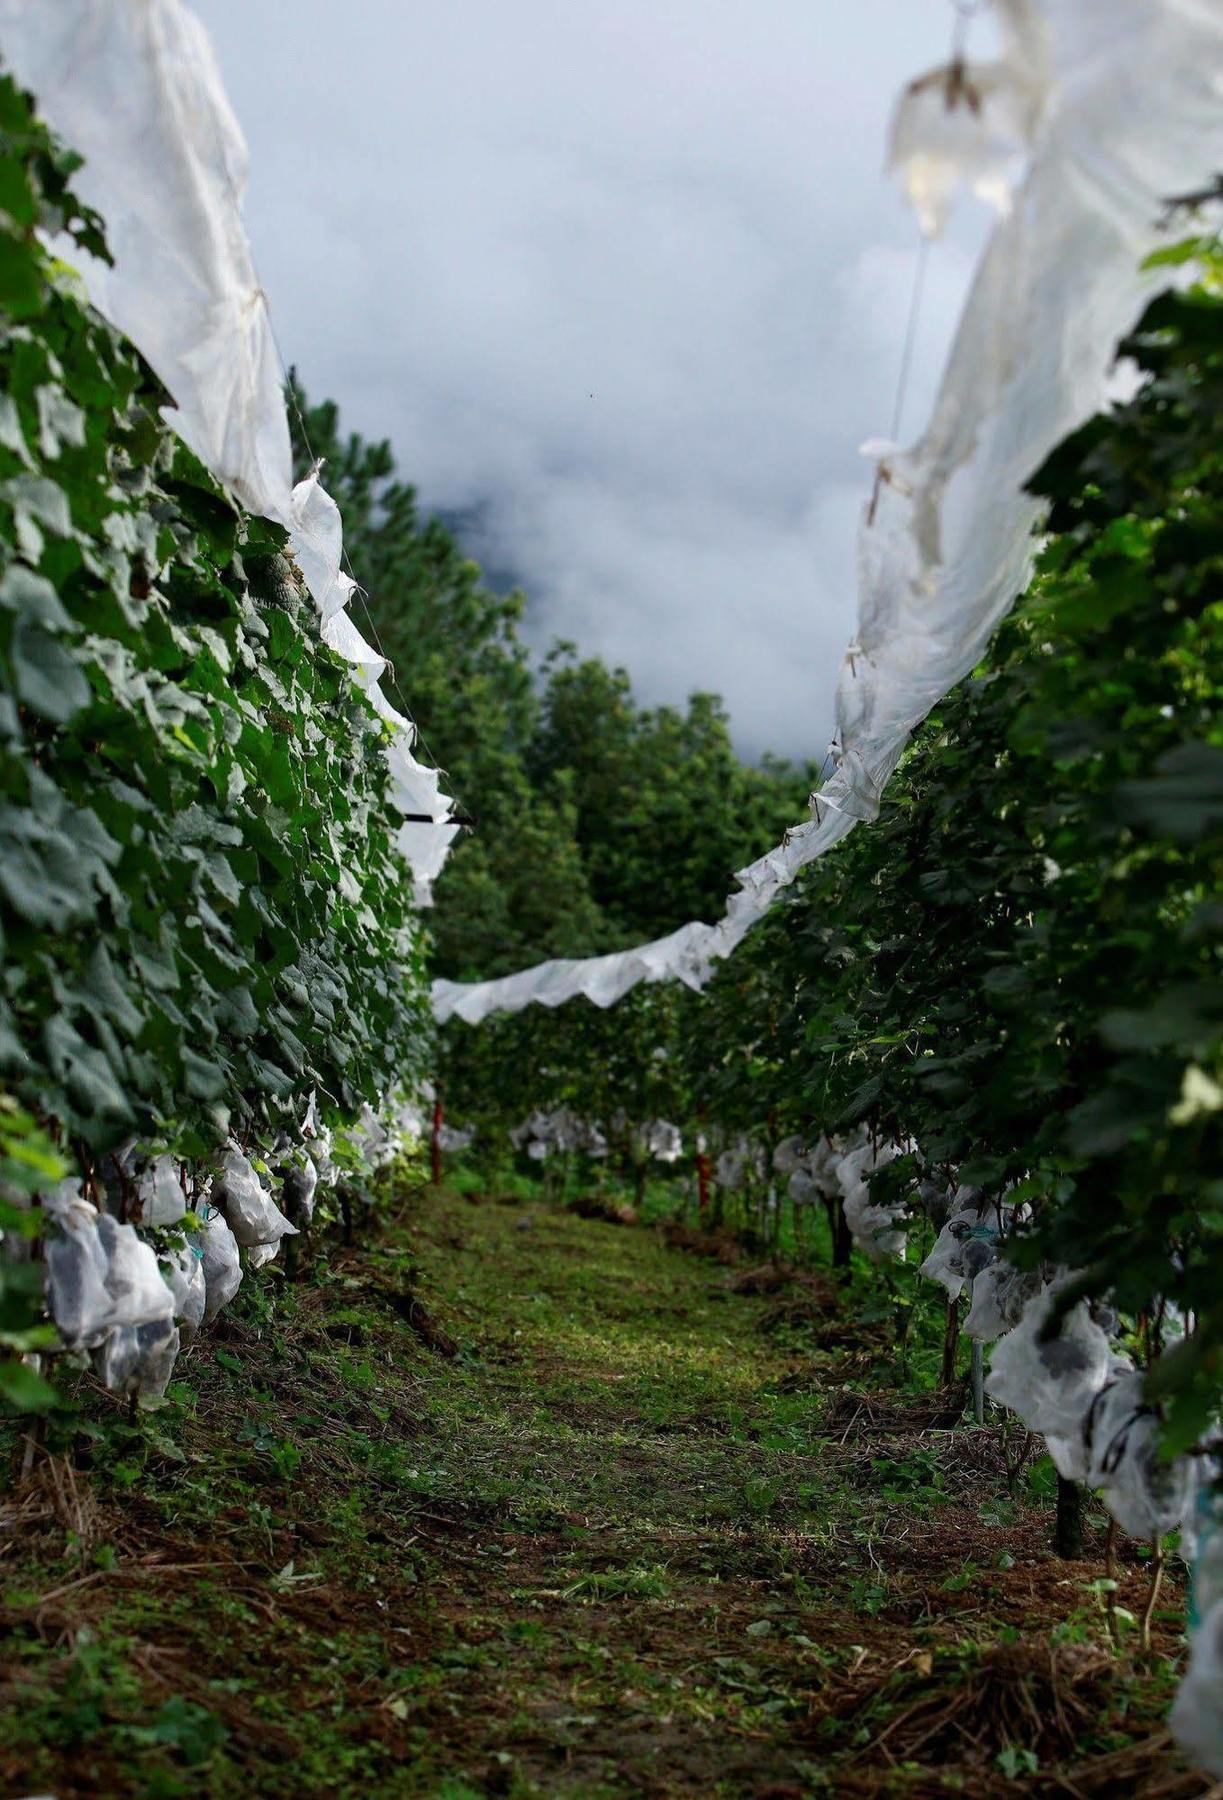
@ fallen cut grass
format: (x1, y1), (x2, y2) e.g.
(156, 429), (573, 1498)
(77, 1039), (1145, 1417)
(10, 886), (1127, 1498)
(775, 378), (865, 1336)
(0, 1172), (1212, 1798)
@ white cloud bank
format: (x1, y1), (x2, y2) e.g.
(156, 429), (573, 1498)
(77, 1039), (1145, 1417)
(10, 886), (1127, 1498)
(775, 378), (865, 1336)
(194, 0), (997, 757)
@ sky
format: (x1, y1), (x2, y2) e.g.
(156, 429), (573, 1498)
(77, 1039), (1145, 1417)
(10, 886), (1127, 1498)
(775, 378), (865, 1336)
(193, 0), (1000, 761)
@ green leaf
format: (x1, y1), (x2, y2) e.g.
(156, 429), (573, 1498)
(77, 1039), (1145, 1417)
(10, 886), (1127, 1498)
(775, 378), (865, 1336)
(0, 1356), (62, 1413)
(10, 618), (90, 722)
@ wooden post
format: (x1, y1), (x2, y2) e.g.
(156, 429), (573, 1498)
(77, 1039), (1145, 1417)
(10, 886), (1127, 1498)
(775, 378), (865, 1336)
(971, 1341), (985, 1425)
(696, 1150), (710, 1216)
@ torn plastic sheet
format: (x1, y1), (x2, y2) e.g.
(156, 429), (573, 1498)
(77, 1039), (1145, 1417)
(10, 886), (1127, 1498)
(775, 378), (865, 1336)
(887, 0), (1052, 236)
(434, 0), (1223, 1025)
(0, 0), (456, 899)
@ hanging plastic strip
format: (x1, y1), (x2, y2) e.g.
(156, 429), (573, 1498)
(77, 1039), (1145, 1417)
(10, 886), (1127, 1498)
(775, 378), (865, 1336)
(0, 0), (460, 902)
(433, 0), (1223, 1023)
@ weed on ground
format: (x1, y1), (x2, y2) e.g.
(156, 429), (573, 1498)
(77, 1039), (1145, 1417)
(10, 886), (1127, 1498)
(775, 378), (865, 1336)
(0, 1182), (1212, 1797)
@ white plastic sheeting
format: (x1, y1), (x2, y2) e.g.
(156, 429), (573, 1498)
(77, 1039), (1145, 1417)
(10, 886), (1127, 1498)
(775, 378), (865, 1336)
(435, 0), (1223, 1024)
(887, 0), (1050, 236)
(0, 0), (458, 902)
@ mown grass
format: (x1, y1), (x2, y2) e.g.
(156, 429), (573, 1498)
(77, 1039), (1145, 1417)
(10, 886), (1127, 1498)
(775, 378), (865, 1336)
(0, 1170), (1207, 1798)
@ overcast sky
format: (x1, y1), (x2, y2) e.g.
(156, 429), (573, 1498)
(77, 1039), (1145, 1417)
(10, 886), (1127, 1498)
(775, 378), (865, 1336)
(194, 0), (999, 760)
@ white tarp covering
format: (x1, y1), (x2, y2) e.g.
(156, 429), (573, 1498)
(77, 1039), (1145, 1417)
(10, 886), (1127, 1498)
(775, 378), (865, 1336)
(0, 0), (458, 901)
(434, 0), (1223, 1024)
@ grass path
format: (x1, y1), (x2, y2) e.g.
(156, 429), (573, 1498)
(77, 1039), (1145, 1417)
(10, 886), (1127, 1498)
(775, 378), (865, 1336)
(1, 1182), (1209, 1798)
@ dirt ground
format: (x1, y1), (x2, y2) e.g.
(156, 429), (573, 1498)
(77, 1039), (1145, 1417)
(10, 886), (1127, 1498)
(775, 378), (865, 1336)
(1, 1181), (1216, 1798)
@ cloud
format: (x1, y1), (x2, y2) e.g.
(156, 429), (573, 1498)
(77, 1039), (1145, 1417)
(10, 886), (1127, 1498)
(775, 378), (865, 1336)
(194, 0), (996, 758)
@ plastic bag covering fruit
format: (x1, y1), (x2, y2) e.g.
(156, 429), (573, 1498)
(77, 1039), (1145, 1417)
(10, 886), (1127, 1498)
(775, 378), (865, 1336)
(93, 1318), (181, 1404)
(162, 1243), (207, 1342)
(197, 1205), (242, 1323)
(282, 1160), (318, 1227)
(94, 1213), (179, 1330)
(1169, 1601), (1223, 1778)
(137, 1155), (186, 1227)
(306, 1127), (336, 1188)
(212, 1147), (298, 1250)
(1084, 1371), (1192, 1541)
(964, 1259), (1038, 1344)
(837, 1138), (906, 1262)
(42, 1180), (113, 1348)
(644, 1120), (682, 1164)
(772, 1135), (806, 1177)
(788, 1167), (820, 1208)
(1186, 1477), (1223, 1622)
(352, 1104), (394, 1170)
(921, 1194), (990, 1299)
(985, 1281), (1113, 1440)
(843, 1190), (908, 1263)
(785, 1137), (843, 1209)
(43, 1184), (176, 1352)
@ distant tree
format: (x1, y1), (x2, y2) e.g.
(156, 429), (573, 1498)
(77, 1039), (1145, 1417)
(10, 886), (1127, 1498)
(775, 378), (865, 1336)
(287, 378), (815, 985)
(530, 647), (817, 943)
